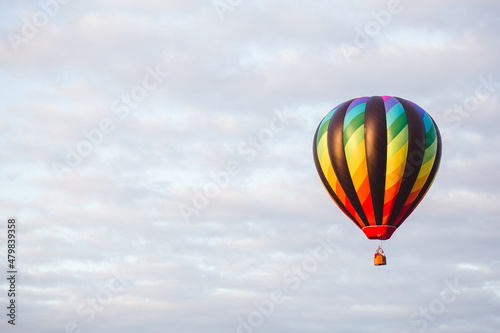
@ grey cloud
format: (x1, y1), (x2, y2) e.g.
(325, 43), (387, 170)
(0, 0), (499, 332)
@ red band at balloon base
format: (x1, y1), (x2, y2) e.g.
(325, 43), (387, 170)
(362, 226), (397, 240)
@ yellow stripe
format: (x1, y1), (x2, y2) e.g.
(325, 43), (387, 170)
(407, 156), (437, 198)
(326, 166), (338, 189)
(409, 175), (428, 194)
(417, 156), (436, 178)
(408, 157), (438, 198)
(386, 142), (408, 175)
(318, 134), (331, 175)
(320, 149), (330, 171)
(414, 173), (438, 202)
(344, 126), (364, 161)
(350, 158), (368, 190)
(347, 139), (366, 174)
(347, 143), (368, 191)
(385, 170), (402, 191)
(320, 148), (339, 193)
(387, 126), (408, 157)
(385, 143), (408, 189)
(317, 135), (328, 162)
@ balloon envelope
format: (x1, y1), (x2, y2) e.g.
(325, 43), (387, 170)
(313, 96), (442, 240)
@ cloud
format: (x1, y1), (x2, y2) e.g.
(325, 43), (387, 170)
(0, 0), (499, 332)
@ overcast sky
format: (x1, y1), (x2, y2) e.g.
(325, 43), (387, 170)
(0, 1), (499, 332)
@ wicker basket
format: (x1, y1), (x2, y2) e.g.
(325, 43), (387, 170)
(374, 254), (386, 266)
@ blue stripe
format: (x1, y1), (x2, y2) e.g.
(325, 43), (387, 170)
(343, 103), (366, 130)
(386, 103), (405, 127)
(422, 112), (433, 133)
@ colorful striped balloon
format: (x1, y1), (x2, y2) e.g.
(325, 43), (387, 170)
(313, 96), (442, 240)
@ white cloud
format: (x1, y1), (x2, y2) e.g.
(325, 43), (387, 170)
(0, 0), (499, 332)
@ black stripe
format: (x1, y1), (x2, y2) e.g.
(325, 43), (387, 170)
(399, 115), (442, 223)
(387, 98), (427, 226)
(327, 99), (369, 228)
(313, 117), (363, 229)
(364, 96), (387, 225)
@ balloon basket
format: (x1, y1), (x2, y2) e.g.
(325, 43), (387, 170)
(374, 254), (386, 266)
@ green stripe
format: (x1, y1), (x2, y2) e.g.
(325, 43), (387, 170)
(422, 137), (437, 165)
(317, 119), (330, 145)
(344, 125), (364, 162)
(343, 112), (364, 147)
(316, 110), (335, 146)
(316, 132), (328, 161)
(343, 104), (365, 130)
(387, 125), (408, 157)
(387, 113), (407, 143)
(425, 125), (437, 147)
(422, 124), (437, 165)
(420, 124), (437, 164)
(386, 103), (405, 126)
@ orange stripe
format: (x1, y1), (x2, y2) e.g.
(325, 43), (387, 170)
(409, 176), (428, 195)
(405, 191), (420, 206)
(382, 202), (393, 225)
(382, 180), (402, 225)
(356, 175), (371, 206)
(382, 200), (396, 225)
(345, 197), (364, 227)
(334, 180), (344, 202)
(352, 169), (375, 225)
(322, 181), (364, 228)
(356, 176), (374, 225)
(361, 194), (375, 225)
(385, 167), (404, 194)
(384, 179), (402, 204)
(337, 182), (364, 227)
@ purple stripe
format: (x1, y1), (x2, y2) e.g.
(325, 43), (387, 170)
(412, 102), (426, 118)
(345, 97), (368, 115)
(383, 96), (399, 113)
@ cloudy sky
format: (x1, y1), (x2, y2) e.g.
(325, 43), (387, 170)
(0, 0), (499, 332)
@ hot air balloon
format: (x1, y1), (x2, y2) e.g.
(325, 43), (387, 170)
(313, 96), (442, 265)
